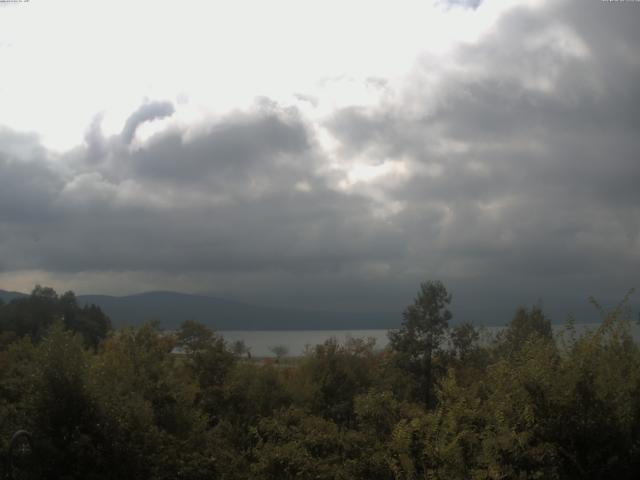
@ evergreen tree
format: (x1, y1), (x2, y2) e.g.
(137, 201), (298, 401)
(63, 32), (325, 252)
(389, 280), (452, 407)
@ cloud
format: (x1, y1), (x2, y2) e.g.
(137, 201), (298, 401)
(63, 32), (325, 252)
(129, 109), (310, 186)
(325, 0), (640, 311)
(1, 0), (638, 321)
(0, 128), (63, 223)
(0, 102), (404, 308)
(437, 0), (484, 10)
(120, 100), (175, 144)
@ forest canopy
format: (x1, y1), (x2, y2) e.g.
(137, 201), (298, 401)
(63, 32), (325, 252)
(1, 283), (639, 479)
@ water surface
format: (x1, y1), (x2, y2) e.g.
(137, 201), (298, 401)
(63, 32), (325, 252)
(220, 323), (640, 357)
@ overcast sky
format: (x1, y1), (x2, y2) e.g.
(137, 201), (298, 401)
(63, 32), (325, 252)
(1, 0), (638, 323)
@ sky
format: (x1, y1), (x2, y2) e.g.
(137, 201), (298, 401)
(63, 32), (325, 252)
(0, 0), (639, 323)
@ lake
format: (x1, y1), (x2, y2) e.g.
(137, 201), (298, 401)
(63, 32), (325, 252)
(219, 323), (640, 357)
(219, 329), (390, 357)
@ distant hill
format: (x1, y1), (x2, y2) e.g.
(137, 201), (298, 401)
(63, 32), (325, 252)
(75, 291), (397, 330)
(0, 289), (28, 303)
(75, 292), (396, 330)
(3, 288), (637, 329)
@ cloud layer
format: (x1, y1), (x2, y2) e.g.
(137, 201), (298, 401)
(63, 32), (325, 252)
(1, 0), (638, 322)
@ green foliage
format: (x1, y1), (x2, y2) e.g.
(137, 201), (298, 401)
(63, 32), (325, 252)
(252, 406), (395, 480)
(251, 407), (345, 479)
(31, 323), (105, 479)
(223, 362), (291, 422)
(176, 320), (237, 423)
(450, 321), (480, 361)
(386, 298), (640, 480)
(0, 338), (37, 476)
(176, 319), (216, 353)
(1, 282), (639, 479)
(0, 286), (111, 349)
(291, 336), (378, 425)
(495, 305), (553, 359)
(89, 322), (218, 479)
(389, 280), (452, 406)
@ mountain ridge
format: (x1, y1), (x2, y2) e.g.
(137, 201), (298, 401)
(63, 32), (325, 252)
(0, 289), (397, 331)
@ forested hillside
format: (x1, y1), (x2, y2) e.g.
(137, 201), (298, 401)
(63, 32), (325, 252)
(1, 289), (396, 330)
(1, 283), (639, 479)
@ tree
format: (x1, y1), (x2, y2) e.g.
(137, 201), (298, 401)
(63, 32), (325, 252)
(60, 291), (111, 349)
(269, 345), (289, 363)
(0, 286), (111, 348)
(231, 339), (251, 359)
(176, 319), (216, 354)
(450, 322), (480, 361)
(292, 337), (377, 425)
(388, 280), (452, 407)
(251, 407), (379, 480)
(495, 305), (552, 358)
(176, 320), (236, 422)
(30, 322), (103, 478)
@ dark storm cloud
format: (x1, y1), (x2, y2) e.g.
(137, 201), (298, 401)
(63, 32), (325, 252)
(0, 103), (404, 282)
(326, 0), (640, 313)
(129, 111), (310, 184)
(0, 128), (63, 223)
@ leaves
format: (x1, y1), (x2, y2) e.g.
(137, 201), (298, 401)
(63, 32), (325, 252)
(1, 284), (639, 479)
